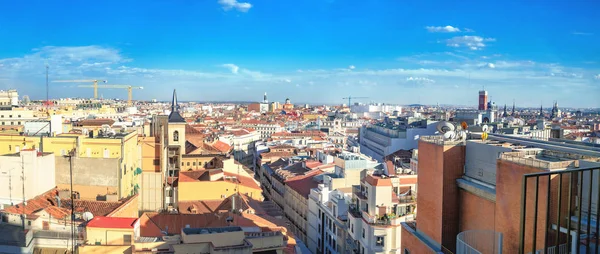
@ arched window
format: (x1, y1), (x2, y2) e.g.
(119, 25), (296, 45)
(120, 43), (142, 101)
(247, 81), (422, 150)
(173, 131), (179, 141)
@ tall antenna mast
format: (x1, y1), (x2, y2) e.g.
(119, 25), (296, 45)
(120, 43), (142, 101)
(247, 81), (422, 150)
(46, 65), (49, 113)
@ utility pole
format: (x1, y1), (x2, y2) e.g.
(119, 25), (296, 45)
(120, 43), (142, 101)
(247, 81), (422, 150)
(20, 154), (25, 230)
(66, 149), (75, 253)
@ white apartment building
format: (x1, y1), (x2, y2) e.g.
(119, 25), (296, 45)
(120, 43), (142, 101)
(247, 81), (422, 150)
(0, 150), (56, 209)
(308, 183), (352, 254)
(220, 128), (261, 167)
(0, 89), (18, 107)
(350, 103), (402, 119)
(347, 171), (417, 254)
(359, 119), (437, 162)
(240, 120), (284, 139)
(0, 108), (37, 128)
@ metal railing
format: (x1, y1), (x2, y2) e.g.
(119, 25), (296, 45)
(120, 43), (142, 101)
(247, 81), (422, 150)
(519, 166), (600, 254)
(456, 230), (503, 254)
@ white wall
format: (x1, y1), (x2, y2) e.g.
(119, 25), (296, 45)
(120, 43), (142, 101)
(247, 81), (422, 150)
(0, 151), (56, 208)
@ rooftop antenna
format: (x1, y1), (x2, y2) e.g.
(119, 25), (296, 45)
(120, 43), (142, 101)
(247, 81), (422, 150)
(45, 64), (49, 114)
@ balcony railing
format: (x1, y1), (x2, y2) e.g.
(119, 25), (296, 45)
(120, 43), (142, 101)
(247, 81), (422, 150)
(456, 230), (503, 254)
(519, 166), (600, 254)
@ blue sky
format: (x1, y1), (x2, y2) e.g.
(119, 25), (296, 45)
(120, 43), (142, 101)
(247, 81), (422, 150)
(0, 0), (599, 107)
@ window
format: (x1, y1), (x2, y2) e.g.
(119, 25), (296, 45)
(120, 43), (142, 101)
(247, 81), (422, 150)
(28, 221), (31, 226)
(351, 223), (354, 233)
(362, 228), (365, 238)
(404, 249), (410, 254)
(173, 131), (179, 141)
(153, 159), (160, 165)
(123, 234), (132, 245)
(376, 236), (385, 246)
(18, 115), (21, 118)
(193, 162), (196, 166)
(187, 162), (190, 166)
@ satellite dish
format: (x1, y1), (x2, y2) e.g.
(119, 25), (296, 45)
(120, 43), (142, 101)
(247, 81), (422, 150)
(436, 121), (456, 134)
(443, 131), (457, 140)
(482, 125), (489, 133)
(82, 212), (94, 222)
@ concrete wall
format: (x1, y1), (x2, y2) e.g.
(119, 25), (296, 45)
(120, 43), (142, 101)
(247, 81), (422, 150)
(141, 172), (163, 212)
(55, 156), (119, 199)
(465, 141), (513, 186)
(86, 227), (134, 245)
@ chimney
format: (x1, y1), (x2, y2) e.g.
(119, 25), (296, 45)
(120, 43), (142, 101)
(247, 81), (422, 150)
(574, 160), (580, 168)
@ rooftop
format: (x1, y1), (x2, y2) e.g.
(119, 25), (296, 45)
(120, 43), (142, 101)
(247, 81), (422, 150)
(182, 226), (243, 235)
(86, 216), (138, 229)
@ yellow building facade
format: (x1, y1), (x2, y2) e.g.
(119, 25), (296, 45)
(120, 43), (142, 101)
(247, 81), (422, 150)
(178, 179), (263, 201)
(42, 130), (141, 199)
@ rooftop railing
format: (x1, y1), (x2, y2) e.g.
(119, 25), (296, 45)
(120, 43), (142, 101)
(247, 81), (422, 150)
(456, 230), (503, 254)
(519, 166), (600, 254)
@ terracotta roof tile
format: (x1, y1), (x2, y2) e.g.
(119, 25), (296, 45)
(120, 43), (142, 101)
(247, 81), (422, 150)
(285, 170), (323, 198)
(87, 216), (138, 229)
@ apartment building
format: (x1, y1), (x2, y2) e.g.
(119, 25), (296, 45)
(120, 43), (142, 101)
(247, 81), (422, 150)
(347, 170), (417, 254)
(401, 134), (600, 254)
(0, 150), (55, 209)
(41, 127), (141, 200)
(0, 188), (139, 254)
(0, 107), (37, 131)
(359, 118), (437, 162)
(240, 119), (284, 139)
(0, 89), (18, 107)
(307, 183), (352, 254)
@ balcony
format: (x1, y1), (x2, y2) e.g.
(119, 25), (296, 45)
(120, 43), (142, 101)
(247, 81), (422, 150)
(361, 210), (414, 226)
(456, 230), (503, 254)
(518, 165), (600, 254)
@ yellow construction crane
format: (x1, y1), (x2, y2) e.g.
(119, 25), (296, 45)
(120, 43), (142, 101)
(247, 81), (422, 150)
(78, 85), (143, 106)
(52, 79), (107, 99)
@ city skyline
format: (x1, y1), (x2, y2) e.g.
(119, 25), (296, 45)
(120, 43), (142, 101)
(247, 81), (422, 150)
(0, 0), (599, 107)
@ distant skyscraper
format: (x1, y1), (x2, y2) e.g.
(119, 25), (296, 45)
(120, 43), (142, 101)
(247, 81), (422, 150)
(263, 92), (268, 103)
(478, 90), (488, 110)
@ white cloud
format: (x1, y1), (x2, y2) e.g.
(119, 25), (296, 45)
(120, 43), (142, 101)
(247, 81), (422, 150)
(218, 0), (252, 12)
(222, 63), (239, 74)
(572, 31), (593, 36)
(2, 45), (598, 107)
(349, 65), (356, 70)
(426, 26), (461, 33)
(445, 36), (495, 50)
(406, 77), (435, 84)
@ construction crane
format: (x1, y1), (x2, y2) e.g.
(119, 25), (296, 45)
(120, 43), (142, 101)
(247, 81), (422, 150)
(78, 85), (143, 106)
(52, 79), (107, 99)
(342, 96), (369, 106)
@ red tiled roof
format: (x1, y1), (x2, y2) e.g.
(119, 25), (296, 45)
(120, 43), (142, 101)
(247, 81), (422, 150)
(87, 216), (138, 229)
(178, 200), (223, 214)
(285, 170), (323, 198)
(363, 174), (393, 187)
(210, 140), (232, 153)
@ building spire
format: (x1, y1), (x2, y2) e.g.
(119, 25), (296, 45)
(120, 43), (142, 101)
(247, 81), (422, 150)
(512, 100), (516, 116)
(502, 104), (508, 117)
(263, 92), (268, 103)
(171, 89), (179, 112)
